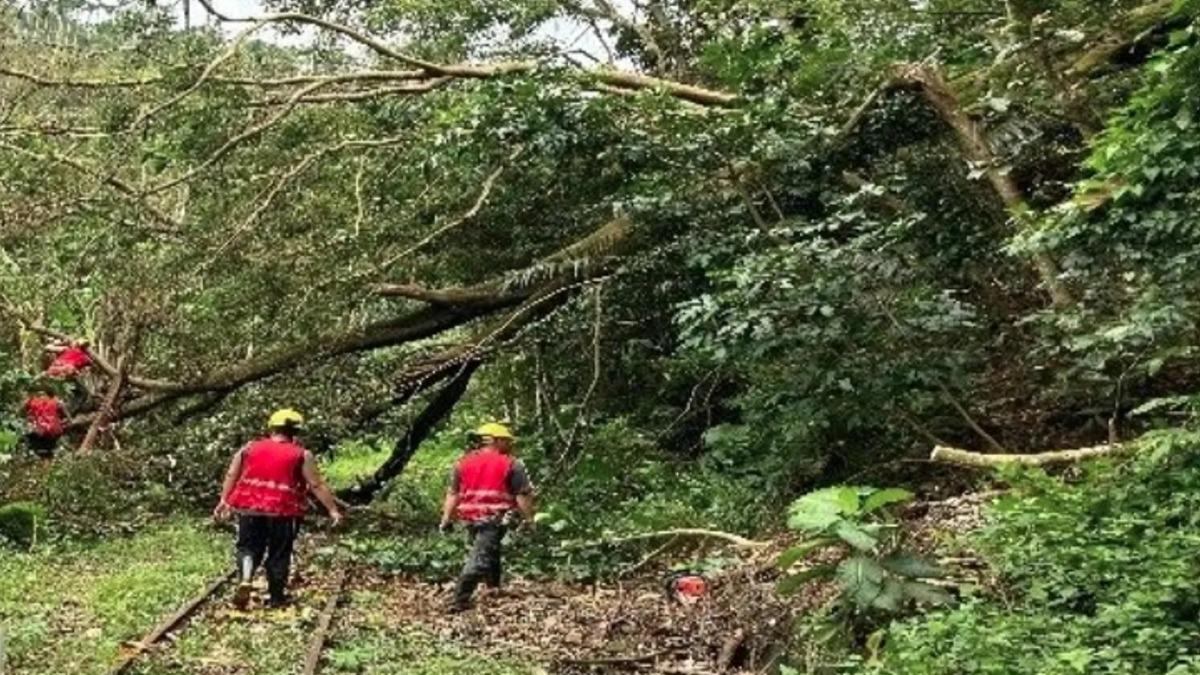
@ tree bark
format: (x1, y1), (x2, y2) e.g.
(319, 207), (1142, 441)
(891, 63), (1076, 308)
(930, 443), (1126, 468)
(79, 357), (129, 455)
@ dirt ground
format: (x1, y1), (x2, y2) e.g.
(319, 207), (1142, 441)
(367, 545), (833, 674)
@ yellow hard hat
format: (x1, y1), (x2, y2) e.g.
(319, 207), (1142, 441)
(475, 422), (513, 440)
(267, 408), (304, 429)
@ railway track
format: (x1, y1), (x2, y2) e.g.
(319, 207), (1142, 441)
(108, 563), (350, 675)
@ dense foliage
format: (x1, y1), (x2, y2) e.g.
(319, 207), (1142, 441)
(870, 429), (1200, 674)
(2, 0), (1200, 671)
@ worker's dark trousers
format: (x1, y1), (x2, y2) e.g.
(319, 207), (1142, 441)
(24, 432), (58, 459)
(236, 515), (300, 601)
(453, 522), (506, 607)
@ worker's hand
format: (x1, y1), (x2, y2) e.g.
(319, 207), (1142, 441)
(519, 518), (536, 534)
(329, 509), (344, 528)
(438, 520), (453, 535)
(212, 501), (231, 522)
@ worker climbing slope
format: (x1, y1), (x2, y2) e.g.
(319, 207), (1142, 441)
(440, 422), (535, 613)
(213, 409), (343, 609)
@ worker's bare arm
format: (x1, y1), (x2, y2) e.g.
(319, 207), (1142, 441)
(213, 449), (244, 520)
(302, 451), (343, 525)
(516, 493), (535, 523)
(440, 490), (460, 530)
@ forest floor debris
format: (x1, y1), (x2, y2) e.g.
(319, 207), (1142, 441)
(370, 545), (832, 674)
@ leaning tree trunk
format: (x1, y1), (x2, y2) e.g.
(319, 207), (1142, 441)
(339, 360), (480, 504)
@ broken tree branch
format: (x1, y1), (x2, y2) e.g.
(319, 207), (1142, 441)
(376, 145), (522, 270)
(565, 528), (770, 550)
(889, 63), (1075, 308)
(66, 216), (630, 430)
(79, 354), (129, 455)
(930, 443), (1127, 468)
(339, 361), (480, 504)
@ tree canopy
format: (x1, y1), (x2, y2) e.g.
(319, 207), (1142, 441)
(2, 0), (1197, 489)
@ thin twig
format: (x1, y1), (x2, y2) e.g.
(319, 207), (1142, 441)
(377, 145), (522, 270)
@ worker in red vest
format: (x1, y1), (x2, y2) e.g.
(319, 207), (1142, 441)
(439, 422), (535, 613)
(45, 340), (95, 411)
(213, 409), (343, 609)
(45, 340), (93, 378)
(23, 385), (67, 459)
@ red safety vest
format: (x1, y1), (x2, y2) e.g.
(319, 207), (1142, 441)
(46, 346), (92, 378)
(455, 448), (517, 522)
(25, 396), (64, 438)
(225, 439), (308, 517)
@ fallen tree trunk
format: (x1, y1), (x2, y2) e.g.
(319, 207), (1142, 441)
(63, 216), (630, 432)
(339, 360), (480, 504)
(930, 443), (1126, 468)
(79, 356), (129, 455)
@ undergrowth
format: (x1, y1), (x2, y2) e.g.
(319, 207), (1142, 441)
(326, 588), (535, 675)
(842, 429), (1200, 674)
(332, 419), (777, 582)
(0, 519), (226, 675)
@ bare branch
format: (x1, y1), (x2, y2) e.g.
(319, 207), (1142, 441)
(0, 65), (162, 88)
(931, 443), (1127, 468)
(0, 141), (179, 230)
(589, 69), (737, 106)
(564, 528), (769, 550)
(144, 79), (330, 195)
(376, 145), (522, 270)
(212, 70), (427, 86)
(247, 79), (452, 106)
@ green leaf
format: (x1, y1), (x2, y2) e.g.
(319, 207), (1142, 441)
(862, 488), (914, 514)
(787, 486), (862, 532)
(777, 538), (834, 570)
(834, 522), (878, 552)
(834, 487), (863, 514)
(871, 578), (905, 612)
(880, 553), (944, 579)
(837, 556), (886, 607)
(903, 581), (954, 606)
(777, 564), (836, 596)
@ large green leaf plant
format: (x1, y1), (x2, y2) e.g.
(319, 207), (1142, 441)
(777, 486), (951, 614)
